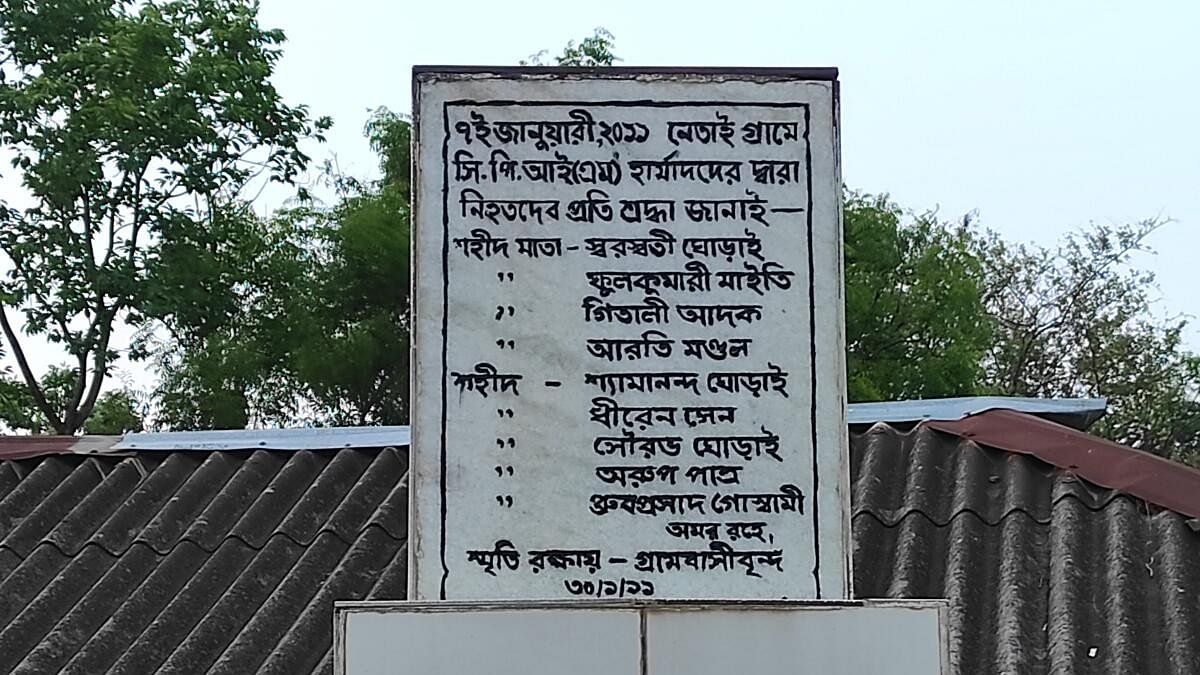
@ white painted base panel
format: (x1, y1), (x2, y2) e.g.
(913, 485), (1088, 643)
(335, 600), (948, 675)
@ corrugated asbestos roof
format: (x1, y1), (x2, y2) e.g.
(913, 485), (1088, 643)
(0, 448), (409, 674)
(0, 414), (1197, 673)
(853, 422), (1200, 674)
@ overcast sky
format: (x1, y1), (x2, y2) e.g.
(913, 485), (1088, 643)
(258, 0), (1198, 321)
(7, 0), (1200, 395)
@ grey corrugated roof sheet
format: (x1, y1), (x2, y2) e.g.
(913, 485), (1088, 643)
(0, 449), (408, 674)
(0, 417), (1198, 673)
(853, 422), (1200, 673)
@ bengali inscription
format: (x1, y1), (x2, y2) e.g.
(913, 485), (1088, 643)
(414, 74), (845, 601)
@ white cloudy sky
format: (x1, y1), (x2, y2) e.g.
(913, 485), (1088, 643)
(258, 0), (1200, 341)
(5, 0), (1199, 396)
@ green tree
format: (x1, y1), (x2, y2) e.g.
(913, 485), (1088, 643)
(85, 389), (143, 434)
(125, 22), (1200, 468)
(0, 349), (38, 432)
(147, 29), (619, 428)
(523, 28), (619, 67)
(287, 113), (411, 425)
(148, 110), (410, 428)
(980, 220), (1200, 464)
(0, 363), (142, 433)
(0, 0), (327, 433)
(142, 203), (306, 428)
(844, 193), (992, 401)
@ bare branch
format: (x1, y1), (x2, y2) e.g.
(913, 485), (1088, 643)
(67, 344), (90, 415)
(74, 303), (119, 428)
(0, 305), (62, 431)
(79, 193), (100, 277)
(100, 159), (152, 271)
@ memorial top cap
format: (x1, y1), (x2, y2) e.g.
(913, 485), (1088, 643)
(412, 66), (839, 81)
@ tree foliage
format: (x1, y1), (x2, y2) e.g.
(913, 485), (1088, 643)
(0, 0), (327, 433)
(85, 389), (144, 434)
(142, 203), (306, 428)
(845, 198), (1200, 464)
(0, 363), (141, 433)
(147, 109), (410, 428)
(5, 19), (1197, 468)
(980, 221), (1200, 464)
(843, 193), (991, 402)
(281, 110), (411, 426)
(523, 28), (619, 67)
(145, 29), (622, 429)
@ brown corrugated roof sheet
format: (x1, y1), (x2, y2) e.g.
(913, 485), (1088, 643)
(928, 408), (1200, 519)
(0, 412), (1197, 673)
(0, 435), (121, 461)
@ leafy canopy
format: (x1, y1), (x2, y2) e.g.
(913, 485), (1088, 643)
(0, 0), (328, 433)
(11, 21), (1195, 467)
(844, 193), (991, 401)
(148, 109), (410, 428)
(980, 220), (1200, 464)
(523, 28), (619, 67)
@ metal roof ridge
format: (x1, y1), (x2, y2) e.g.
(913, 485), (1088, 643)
(926, 408), (1200, 520)
(0, 435), (122, 460)
(114, 426), (412, 451)
(848, 396), (1107, 430)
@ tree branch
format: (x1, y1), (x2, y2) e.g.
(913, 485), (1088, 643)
(67, 346), (89, 416)
(79, 192), (99, 277)
(100, 159), (152, 271)
(0, 305), (63, 432)
(75, 308), (116, 427)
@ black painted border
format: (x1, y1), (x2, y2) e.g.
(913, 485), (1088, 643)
(417, 65), (838, 80)
(439, 99), (821, 599)
(439, 103), (451, 599)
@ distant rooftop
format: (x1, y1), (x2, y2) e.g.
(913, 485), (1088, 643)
(122, 397), (1108, 452)
(0, 397), (1107, 460)
(847, 396), (1107, 430)
(114, 425), (411, 451)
